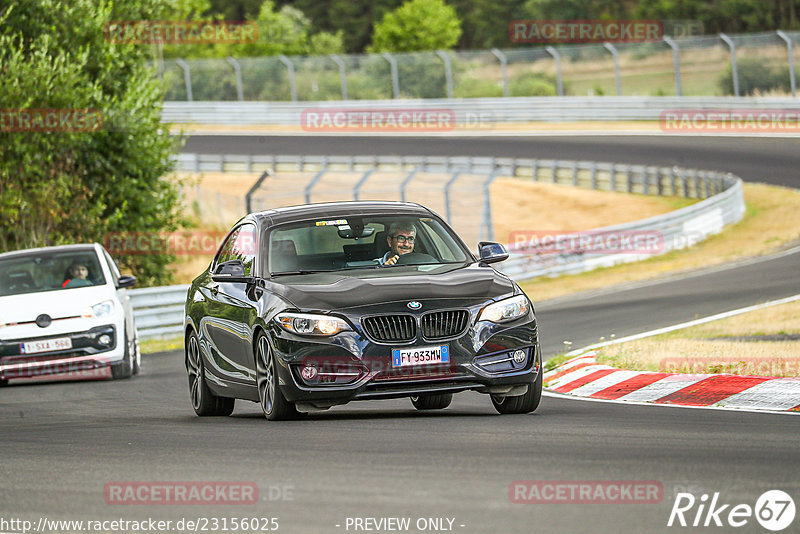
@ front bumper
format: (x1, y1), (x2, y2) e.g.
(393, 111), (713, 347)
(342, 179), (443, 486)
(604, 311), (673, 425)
(269, 311), (540, 408)
(0, 325), (120, 380)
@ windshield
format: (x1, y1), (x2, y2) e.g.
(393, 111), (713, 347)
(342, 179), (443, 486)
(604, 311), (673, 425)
(268, 215), (470, 274)
(0, 249), (106, 297)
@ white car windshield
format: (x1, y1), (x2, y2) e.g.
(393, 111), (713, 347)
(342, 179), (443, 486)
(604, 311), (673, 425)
(0, 250), (106, 296)
(268, 215), (470, 274)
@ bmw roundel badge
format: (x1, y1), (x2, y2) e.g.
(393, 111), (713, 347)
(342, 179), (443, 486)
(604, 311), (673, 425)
(407, 301), (422, 310)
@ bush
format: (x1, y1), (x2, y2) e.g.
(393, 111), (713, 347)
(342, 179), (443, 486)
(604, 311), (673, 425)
(718, 57), (791, 96)
(510, 72), (559, 96)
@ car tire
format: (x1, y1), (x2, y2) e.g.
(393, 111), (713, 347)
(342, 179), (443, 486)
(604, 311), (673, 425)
(491, 371), (542, 415)
(410, 393), (453, 410)
(131, 332), (141, 376)
(186, 331), (235, 416)
(111, 328), (134, 380)
(255, 333), (302, 421)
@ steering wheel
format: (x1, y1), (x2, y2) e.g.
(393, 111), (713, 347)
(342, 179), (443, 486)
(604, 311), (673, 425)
(394, 252), (437, 265)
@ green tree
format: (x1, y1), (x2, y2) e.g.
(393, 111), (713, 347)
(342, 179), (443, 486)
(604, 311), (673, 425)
(0, 0), (184, 286)
(369, 0), (463, 52)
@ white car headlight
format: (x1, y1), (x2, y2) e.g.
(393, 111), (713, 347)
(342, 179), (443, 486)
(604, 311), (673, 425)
(275, 313), (350, 336)
(478, 295), (530, 324)
(92, 300), (115, 318)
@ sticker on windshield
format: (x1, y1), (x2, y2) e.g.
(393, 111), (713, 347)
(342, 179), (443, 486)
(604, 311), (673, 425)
(315, 219), (348, 226)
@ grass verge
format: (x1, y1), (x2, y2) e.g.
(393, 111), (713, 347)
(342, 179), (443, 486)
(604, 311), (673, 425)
(595, 300), (800, 377)
(141, 336), (184, 355)
(520, 183), (800, 302)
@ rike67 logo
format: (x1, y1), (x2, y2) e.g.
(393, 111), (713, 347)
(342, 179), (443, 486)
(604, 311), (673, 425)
(668, 490), (795, 531)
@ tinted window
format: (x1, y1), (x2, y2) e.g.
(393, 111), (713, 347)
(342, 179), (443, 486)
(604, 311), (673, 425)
(216, 224), (257, 276)
(0, 249), (106, 296)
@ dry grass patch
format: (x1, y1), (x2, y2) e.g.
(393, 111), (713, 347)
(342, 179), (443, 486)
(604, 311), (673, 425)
(596, 299), (800, 377)
(521, 183), (800, 302)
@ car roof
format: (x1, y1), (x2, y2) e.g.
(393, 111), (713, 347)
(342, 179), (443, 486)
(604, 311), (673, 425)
(250, 200), (434, 226)
(0, 243), (100, 260)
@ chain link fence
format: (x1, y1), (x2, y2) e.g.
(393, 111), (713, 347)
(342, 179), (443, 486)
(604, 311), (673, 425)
(158, 31), (800, 102)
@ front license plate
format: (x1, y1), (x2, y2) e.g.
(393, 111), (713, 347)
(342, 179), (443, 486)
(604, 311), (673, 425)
(392, 345), (449, 367)
(21, 337), (73, 354)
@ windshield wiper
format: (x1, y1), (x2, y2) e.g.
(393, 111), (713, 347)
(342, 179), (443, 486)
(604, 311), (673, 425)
(270, 270), (328, 277)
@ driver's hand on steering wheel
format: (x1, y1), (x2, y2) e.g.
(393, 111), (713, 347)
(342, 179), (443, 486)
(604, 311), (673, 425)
(384, 254), (400, 266)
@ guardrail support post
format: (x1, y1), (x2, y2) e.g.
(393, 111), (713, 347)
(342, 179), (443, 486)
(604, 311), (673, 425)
(719, 33), (739, 96)
(490, 48), (509, 97)
(330, 54), (348, 100)
(692, 169), (700, 198)
(777, 30), (796, 98)
(531, 159), (539, 182)
(603, 43), (622, 95)
(626, 166), (633, 193)
(551, 160), (558, 183)
(175, 58), (193, 101)
(545, 46), (564, 96)
(304, 160), (327, 203)
(353, 168), (376, 201)
(662, 37), (682, 96)
(278, 55), (298, 102)
(226, 57), (244, 101)
(436, 50), (454, 99)
(610, 163), (617, 191)
(481, 169), (502, 242)
(571, 161), (579, 186)
(590, 162), (597, 189)
(444, 171), (462, 223)
(381, 52), (400, 99)
(400, 167), (420, 202)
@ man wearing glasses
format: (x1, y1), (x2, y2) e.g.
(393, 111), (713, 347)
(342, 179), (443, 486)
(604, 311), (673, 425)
(380, 221), (416, 266)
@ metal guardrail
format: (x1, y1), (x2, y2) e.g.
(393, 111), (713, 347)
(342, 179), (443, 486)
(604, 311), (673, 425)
(162, 96), (800, 125)
(138, 154), (744, 340)
(128, 285), (188, 340)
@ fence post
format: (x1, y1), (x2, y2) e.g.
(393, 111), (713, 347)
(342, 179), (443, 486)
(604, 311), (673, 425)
(226, 57), (244, 101)
(545, 46), (564, 96)
(551, 160), (558, 183)
(680, 169), (688, 198)
(490, 48), (509, 97)
(246, 171), (271, 213)
(777, 30), (796, 98)
(531, 159), (539, 182)
(175, 58), (193, 101)
(400, 167), (420, 202)
(662, 37), (682, 96)
(602, 43), (622, 95)
(436, 50), (454, 99)
(444, 170), (462, 223)
(304, 160), (328, 203)
(330, 54), (348, 100)
(278, 55), (297, 102)
(692, 169), (700, 198)
(481, 169), (502, 242)
(719, 33), (739, 96)
(381, 52), (400, 99)
(353, 169), (375, 201)
(626, 165), (633, 193)
(571, 161), (579, 186)
(590, 162), (597, 189)
(670, 166), (677, 195)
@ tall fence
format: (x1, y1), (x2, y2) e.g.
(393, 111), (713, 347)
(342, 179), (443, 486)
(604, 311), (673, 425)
(158, 30), (800, 102)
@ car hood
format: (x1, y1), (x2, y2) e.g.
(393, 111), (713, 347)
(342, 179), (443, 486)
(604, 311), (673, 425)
(266, 263), (516, 310)
(0, 285), (114, 324)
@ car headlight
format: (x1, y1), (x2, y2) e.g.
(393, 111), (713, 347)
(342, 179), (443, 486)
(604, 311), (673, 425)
(478, 295), (530, 323)
(91, 300), (115, 318)
(275, 313), (350, 336)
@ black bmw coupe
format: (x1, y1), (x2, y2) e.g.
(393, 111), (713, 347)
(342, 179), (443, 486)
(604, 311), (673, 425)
(184, 201), (541, 420)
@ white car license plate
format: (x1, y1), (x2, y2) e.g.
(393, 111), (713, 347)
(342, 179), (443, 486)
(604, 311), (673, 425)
(392, 345), (449, 367)
(21, 337), (73, 354)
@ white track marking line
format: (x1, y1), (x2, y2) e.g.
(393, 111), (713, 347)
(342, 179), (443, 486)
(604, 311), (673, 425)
(616, 374), (710, 402)
(713, 379), (800, 411)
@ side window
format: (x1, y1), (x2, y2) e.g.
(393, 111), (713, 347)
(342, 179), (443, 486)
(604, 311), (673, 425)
(215, 225), (257, 276)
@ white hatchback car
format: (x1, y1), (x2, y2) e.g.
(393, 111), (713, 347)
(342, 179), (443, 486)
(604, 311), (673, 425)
(0, 243), (140, 384)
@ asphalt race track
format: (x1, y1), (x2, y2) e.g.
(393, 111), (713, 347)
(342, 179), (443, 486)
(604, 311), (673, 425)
(2, 134), (799, 534)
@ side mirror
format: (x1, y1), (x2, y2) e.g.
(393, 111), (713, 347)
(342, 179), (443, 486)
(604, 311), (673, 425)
(478, 242), (509, 264)
(117, 275), (136, 288)
(212, 260), (251, 282)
